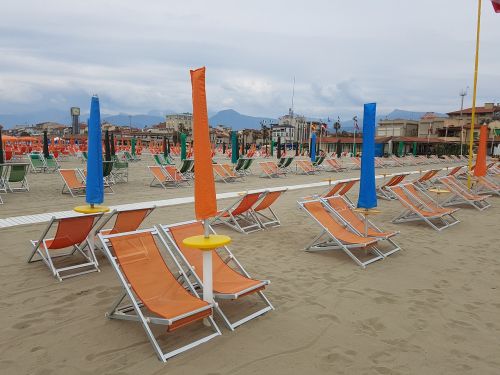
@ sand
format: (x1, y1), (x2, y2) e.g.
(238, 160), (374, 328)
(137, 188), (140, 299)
(0, 155), (499, 375)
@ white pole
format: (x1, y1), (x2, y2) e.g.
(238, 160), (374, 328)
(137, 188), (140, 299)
(202, 220), (213, 303)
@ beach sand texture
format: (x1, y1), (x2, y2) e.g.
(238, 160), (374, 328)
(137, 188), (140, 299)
(0, 156), (499, 375)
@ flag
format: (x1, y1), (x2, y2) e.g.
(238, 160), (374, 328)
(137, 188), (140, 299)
(492, 0), (500, 12)
(354, 118), (360, 131)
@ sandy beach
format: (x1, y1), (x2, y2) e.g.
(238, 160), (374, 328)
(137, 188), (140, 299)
(1, 156), (499, 375)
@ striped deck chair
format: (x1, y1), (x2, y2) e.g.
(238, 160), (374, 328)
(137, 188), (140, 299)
(387, 184), (460, 231)
(159, 221), (273, 331)
(439, 176), (491, 211)
(297, 198), (384, 268)
(376, 173), (409, 200)
(59, 169), (86, 197)
(259, 161), (286, 178)
(98, 228), (220, 362)
(322, 195), (401, 257)
(414, 169), (440, 189)
(251, 188), (286, 228)
(474, 176), (500, 197)
(28, 213), (104, 281)
(148, 165), (177, 189)
(211, 191), (264, 233)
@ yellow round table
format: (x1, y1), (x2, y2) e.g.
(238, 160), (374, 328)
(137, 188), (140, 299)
(74, 205), (110, 214)
(428, 188), (450, 203)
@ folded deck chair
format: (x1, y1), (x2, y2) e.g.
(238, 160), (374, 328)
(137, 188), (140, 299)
(439, 176), (491, 211)
(322, 195), (401, 257)
(414, 169), (440, 189)
(473, 176), (500, 197)
(251, 188), (286, 228)
(211, 192), (264, 233)
(387, 184), (460, 231)
(148, 165), (178, 189)
(2, 163), (30, 192)
(98, 228), (220, 362)
(59, 169), (86, 197)
(297, 198), (384, 268)
(259, 161), (286, 178)
(164, 165), (190, 186)
(28, 213), (103, 281)
(158, 221), (273, 331)
(376, 173), (409, 200)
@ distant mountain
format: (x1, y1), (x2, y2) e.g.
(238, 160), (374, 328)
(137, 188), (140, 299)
(383, 109), (448, 121)
(0, 109), (71, 128)
(209, 109), (276, 130)
(102, 114), (165, 127)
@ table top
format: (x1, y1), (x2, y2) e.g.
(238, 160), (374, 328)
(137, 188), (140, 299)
(428, 188), (450, 194)
(183, 234), (232, 250)
(353, 208), (382, 215)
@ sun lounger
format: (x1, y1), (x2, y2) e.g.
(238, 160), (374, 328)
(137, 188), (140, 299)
(96, 206), (156, 236)
(297, 198), (384, 268)
(439, 176), (491, 211)
(28, 213), (103, 281)
(159, 221), (273, 330)
(296, 160), (318, 175)
(164, 165), (190, 186)
(259, 161), (286, 178)
(376, 173), (409, 200)
(98, 228), (220, 362)
(387, 184), (460, 231)
(325, 158), (346, 172)
(251, 188), (287, 228)
(44, 154), (60, 172)
(322, 195), (401, 257)
(211, 191), (264, 233)
(320, 179), (359, 204)
(1, 163), (30, 192)
(213, 164), (243, 183)
(112, 157), (128, 183)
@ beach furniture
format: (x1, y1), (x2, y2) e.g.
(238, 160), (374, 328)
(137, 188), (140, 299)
(211, 191), (264, 233)
(222, 163), (245, 180)
(297, 198), (384, 268)
(1, 163), (30, 192)
(351, 157), (362, 169)
(447, 166), (465, 177)
(322, 195), (401, 257)
(295, 160), (318, 175)
(321, 179), (359, 205)
(281, 156), (295, 172)
(163, 165), (190, 186)
(28, 153), (47, 173)
(474, 176), (500, 196)
(212, 164), (242, 183)
(243, 158), (255, 174)
(387, 184), (460, 231)
(98, 227), (220, 362)
(96, 206), (156, 236)
(325, 158), (346, 172)
(376, 173), (409, 200)
(80, 151), (88, 162)
(28, 213), (103, 281)
(44, 154), (60, 172)
(112, 157), (128, 183)
(439, 176), (491, 211)
(153, 154), (173, 166)
(313, 155), (326, 168)
(158, 221), (273, 330)
(414, 169), (440, 189)
(179, 159), (194, 175)
(123, 151), (139, 162)
(59, 169), (86, 197)
(259, 161), (286, 178)
(251, 188), (286, 228)
(148, 165), (178, 189)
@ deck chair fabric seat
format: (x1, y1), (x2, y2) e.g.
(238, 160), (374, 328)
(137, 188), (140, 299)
(159, 221), (273, 330)
(439, 176), (491, 211)
(251, 188), (286, 228)
(211, 192), (264, 233)
(2, 163), (30, 192)
(28, 213), (103, 281)
(298, 199), (384, 268)
(376, 173), (408, 200)
(59, 169), (86, 197)
(99, 228), (220, 362)
(96, 206), (155, 237)
(259, 162), (286, 178)
(148, 166), (178, 189)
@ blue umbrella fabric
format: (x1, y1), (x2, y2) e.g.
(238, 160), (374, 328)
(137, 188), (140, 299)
(86, 96), (104, 206)
(357, 103), (377, 209)
(310, 132), (317, 162)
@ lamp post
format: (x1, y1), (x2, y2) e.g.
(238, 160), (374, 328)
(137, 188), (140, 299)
(459, 87), (468, 156)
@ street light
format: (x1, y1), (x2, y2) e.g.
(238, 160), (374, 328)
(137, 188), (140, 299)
(459, 87), (469, 156)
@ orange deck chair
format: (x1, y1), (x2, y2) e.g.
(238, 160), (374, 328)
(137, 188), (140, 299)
(98, 228), (220, 362)
(158, 221), (273, 330)
(414, 169), (440, 189)
(439, 176), (491, 211)
(295, 159), (318, 175)
(164, 165), (190, 186)
(258, 161), (286, 178)
(211, 191), (264, 233)
(148, 165), (177, 189)
(212, 164), (240, 183)
(474, 176), (500, 196)
(251, 188), (287, 228)
(322, 195), (401, 257)
(387, 184), (460, 231)
(59, 169), (86, 197)
(325, 158), (346, 172)
(320, 179), (359, 204)
(297, 198), (384, 268)
(28, 213), (103, 281)
(376, 173), (409, 200)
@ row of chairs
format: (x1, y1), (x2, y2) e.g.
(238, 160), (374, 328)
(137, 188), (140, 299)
(27, 206), (274, 362)
(28, 153), (60, 173)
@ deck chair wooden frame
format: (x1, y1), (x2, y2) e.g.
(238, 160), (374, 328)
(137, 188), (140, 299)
(297, 198), (384, 268)
(321, 195), (401, 257)
(251, 188), (286, 228)
(376, 173), (409, 200)
(211, 192), (264, 233)
(28, 213), (103, 281)
(59, 169), (86, 197)
(158, 221), (273, 331)
(98, 228), (220, 362)
(387, 184), (460, 231)
(439, 176), (491, 211)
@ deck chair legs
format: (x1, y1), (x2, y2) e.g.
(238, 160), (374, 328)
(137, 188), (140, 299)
(391, 209), (460, 231)
(253, 207), (281, 229)
(211, 212), (262, 234)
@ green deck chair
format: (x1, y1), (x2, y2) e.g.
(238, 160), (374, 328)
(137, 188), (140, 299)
(44, 154), (60, 172)
(29, 154), (46, 173)
(5, 164), (30, 192)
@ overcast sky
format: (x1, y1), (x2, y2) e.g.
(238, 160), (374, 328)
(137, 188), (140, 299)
(1, 0), (499, 119)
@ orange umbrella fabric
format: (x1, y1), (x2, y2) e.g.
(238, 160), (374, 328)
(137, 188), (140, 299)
(473, 124), (488, 177)
(190, 67), (217, 220)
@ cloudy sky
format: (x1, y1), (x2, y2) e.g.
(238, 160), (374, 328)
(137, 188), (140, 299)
(1, 0), (499, 119)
